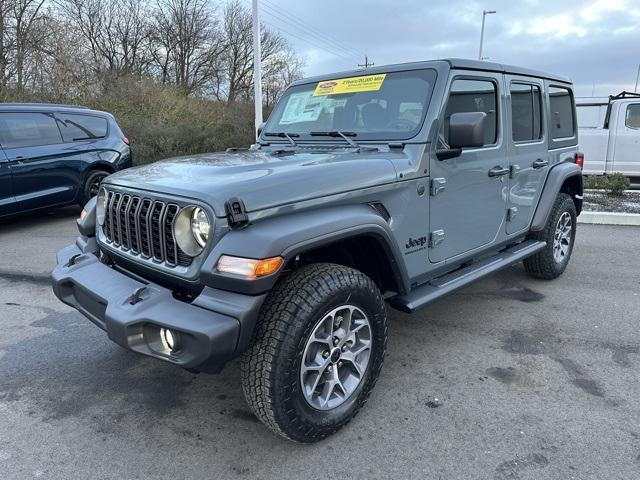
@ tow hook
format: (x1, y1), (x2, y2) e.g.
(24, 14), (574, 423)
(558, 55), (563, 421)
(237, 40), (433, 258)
(66, 253), (82, 267)
(129, 286), (147, 305)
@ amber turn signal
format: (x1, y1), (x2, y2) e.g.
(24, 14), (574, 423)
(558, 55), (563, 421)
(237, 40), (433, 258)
(216, 255), (284, 279)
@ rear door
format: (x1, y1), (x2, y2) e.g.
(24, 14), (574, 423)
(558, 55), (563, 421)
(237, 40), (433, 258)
(429, 72), (507, 263)
(0, 111), (77, 211)
(505, 77), (548, 234)
(611, 101), (640, 176)
(0, 146), (15, 216)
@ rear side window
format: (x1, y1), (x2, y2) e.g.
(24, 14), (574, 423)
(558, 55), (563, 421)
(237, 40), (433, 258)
(56, 113), (108, 142)
(0, 112), (63, 148)
(445, 79), (498, 145)
(625, 104), (640, 129)
(549, 86), (575, 139)
(510, 83), (542, 142)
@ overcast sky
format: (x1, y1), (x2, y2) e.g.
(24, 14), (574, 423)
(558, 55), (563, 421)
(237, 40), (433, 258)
(259, 0), (640, 97)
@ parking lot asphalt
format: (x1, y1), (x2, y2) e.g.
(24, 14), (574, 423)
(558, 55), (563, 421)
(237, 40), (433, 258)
(0, 207), (639, 480)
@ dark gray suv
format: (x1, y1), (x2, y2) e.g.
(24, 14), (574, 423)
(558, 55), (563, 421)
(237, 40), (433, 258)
(52, 59), (583, 442)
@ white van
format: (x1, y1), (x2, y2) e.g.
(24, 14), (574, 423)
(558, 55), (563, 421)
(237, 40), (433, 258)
(577, 92), (640, 180)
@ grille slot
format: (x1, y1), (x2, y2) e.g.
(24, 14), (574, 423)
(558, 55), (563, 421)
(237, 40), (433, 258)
(102, 190), (192, 267)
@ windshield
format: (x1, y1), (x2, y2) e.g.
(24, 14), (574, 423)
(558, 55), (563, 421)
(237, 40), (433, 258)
(263, 69), (437, 141)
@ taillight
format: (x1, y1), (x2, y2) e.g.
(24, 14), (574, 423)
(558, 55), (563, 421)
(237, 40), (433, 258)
(122, 136), (130, 145)
(574, 152), (584, 169)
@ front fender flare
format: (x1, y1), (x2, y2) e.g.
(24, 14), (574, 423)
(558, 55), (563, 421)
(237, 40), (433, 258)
(530, 162), (583, 232)
(199, 204), (411, 295)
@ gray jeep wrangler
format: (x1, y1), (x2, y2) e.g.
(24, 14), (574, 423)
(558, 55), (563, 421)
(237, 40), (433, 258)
(52, 58), (583, 443)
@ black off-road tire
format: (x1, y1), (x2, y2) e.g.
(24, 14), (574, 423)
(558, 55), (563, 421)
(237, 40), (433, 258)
(240, 263), (388, 443)
(81, 169), (110, 205)
(524, 193), (577, 280)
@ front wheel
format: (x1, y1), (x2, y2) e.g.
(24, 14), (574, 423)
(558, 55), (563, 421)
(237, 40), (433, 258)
(240, 263), (388, 443)
(524, 192), (577, 279)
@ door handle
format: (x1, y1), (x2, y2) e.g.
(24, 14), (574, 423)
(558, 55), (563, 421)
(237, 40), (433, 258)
(532, 159), (549, 169)
(488, 166), (510, 177)
(8, 156), (26, 166)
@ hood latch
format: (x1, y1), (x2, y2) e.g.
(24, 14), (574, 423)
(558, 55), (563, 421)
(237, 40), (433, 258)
(225, 197), (249, 229)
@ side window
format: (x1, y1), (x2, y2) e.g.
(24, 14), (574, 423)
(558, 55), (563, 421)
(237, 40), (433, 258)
(549, 86), (575, 139)
(625, 104), (640, 129)
(0, 112), (62, 149)
(445, 79), (497, 145)
(511, 83), (542, 142)
(56, 114), (108, 142)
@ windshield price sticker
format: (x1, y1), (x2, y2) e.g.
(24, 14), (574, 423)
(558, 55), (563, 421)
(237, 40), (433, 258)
(313, 74), (386, 96)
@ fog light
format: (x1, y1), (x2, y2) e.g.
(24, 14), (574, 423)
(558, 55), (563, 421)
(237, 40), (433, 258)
(160, 328), (179, 352)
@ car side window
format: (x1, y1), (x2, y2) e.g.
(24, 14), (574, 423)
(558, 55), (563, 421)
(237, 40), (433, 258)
(0, 112), (63, 149)
(549, 86), (575, 139)
(511, 83), (542, 142)
(444, 79), (497, 146)
(625, 104), (640, 129)
(56, 113), (109, 142)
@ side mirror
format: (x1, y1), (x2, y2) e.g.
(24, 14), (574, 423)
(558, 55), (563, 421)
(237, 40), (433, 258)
(449, 112), (487, 149)
(257, 122), (266, 137)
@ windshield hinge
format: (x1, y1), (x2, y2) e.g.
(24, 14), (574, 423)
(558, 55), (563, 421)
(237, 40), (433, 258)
(225, 197), (249, 229)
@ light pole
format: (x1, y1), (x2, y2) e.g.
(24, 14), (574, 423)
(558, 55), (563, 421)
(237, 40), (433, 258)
(252, 0), (263, 140)
(478, 10), (496, 61)
(635, 64), (640, 93)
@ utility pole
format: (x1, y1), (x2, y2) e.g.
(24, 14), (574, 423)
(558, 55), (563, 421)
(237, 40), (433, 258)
(358, 56), (374, 69)
(252, 0), (263, 140)
(478, 10), (496, 60)
(635, 64), (640, 93)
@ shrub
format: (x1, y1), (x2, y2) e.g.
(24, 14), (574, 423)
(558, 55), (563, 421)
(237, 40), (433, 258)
(605, 173), (631, 196)
(583, 173), (630, 196)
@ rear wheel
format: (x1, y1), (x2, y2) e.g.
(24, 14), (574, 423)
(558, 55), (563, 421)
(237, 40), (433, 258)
(240, 263), (387, 443)
(81, 169), (110, 205)
(524, 193), (577, 279)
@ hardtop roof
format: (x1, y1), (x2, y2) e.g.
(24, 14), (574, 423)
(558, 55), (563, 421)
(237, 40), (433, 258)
(291, 57), (572, 86)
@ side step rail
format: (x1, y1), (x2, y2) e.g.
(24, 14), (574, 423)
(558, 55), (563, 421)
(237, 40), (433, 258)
(388, 240), (546, 313)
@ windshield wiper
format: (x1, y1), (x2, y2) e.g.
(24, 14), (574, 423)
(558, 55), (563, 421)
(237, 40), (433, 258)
(310, 130), (359, 148)
(263, 131), (299, 146)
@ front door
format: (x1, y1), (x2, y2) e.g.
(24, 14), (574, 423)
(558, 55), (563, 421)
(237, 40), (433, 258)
(612, 102), (640, 176)
(429, 73), (507, 263)
(0, 112), (77, 211)
(505, 77), (549, 234)
(0, 147), (15, 216)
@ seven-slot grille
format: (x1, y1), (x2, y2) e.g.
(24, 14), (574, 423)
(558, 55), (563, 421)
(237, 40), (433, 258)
(102, 190), (192, 267)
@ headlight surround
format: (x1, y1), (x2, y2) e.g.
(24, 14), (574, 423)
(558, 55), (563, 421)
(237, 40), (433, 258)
(174, 206), (211, 257)
(96, 188), (107, 226)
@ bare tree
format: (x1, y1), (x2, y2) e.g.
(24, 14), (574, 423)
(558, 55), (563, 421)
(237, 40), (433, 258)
(56, 0), (151, 83)
(5, 0), (46, 92)
(151, 0), (225, 94)
(220, 0), (292, 104)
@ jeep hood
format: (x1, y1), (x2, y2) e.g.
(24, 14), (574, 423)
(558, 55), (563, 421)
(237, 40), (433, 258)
(105, 149), (400, 216)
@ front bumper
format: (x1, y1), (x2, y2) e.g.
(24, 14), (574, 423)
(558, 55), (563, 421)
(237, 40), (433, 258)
(52, 242), (266, 373)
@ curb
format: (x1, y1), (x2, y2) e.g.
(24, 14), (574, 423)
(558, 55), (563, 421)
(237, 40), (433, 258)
(578, 211), (640, 226)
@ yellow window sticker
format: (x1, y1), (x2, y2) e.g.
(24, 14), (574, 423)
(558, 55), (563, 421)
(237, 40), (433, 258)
(313, 74), (386, 96)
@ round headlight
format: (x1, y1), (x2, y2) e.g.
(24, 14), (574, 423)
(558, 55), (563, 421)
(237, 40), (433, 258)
(191, 207), (210, 248)
(96, 188), (107, 225)
(174, 206), (211, 257)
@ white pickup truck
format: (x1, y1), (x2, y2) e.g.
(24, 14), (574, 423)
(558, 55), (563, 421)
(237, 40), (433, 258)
(577, 92), (640, 180)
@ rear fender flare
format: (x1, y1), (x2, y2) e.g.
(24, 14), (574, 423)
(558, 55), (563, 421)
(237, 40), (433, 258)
(530, 162), (583, 232)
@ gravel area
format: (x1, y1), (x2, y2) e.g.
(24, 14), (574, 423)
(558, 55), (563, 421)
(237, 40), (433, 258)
(583, 190), (640, 214)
